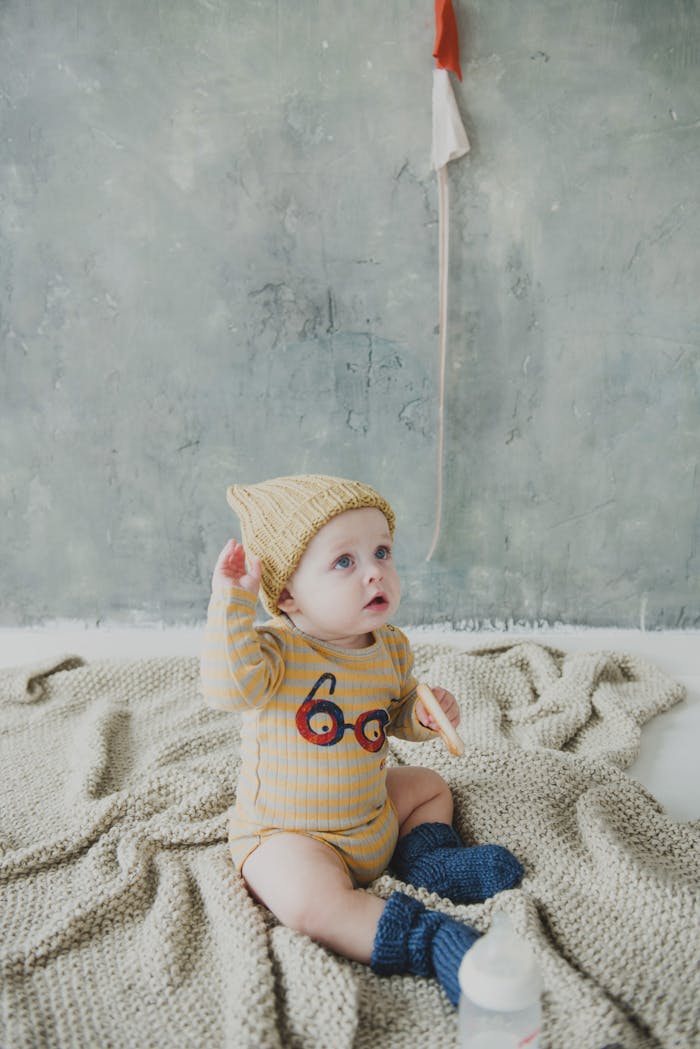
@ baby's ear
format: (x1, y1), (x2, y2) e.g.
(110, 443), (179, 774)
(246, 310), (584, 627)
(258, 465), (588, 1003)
(277, 587), (297, 613)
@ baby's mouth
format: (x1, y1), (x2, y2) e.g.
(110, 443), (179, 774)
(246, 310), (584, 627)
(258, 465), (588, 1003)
(364, 594), (388, 609)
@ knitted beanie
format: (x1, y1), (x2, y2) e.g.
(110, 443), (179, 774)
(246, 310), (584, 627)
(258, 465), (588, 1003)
(226, 474), (395, 613)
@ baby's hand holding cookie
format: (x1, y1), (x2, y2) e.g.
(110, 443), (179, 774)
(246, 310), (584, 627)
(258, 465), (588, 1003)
(416, 684), (465, 757)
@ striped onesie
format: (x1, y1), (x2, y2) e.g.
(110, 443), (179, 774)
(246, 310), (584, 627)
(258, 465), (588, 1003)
(201, 586), (435, 884)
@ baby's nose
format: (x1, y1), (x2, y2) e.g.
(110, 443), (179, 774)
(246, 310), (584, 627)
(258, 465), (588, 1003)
(365, 562), (383, 582)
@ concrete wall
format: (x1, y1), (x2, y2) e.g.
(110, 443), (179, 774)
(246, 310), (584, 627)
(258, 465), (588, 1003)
(1, 0), (698, 629)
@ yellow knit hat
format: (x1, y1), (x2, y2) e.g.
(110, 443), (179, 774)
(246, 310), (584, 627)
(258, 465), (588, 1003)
(226, 474), (395, 613)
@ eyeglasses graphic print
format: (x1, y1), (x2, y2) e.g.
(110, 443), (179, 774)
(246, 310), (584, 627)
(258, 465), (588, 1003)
(295, 673), (390, 753)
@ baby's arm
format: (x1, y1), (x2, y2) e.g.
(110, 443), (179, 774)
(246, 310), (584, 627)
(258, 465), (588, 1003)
(201, 539), (284, 711)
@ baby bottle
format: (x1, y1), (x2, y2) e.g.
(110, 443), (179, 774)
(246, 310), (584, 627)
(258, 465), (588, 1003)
(457, 911), (542, 1049)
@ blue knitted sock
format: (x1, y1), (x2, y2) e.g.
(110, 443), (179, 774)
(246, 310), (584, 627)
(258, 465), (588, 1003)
(390, 822), (524, 905)
(370, 891), (479, 1006)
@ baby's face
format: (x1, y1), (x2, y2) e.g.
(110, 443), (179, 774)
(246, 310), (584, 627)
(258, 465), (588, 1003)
(278, 507), (401, 649)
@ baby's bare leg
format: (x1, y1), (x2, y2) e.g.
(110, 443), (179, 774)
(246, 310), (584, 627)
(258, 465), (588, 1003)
(386, 766), (453, 836)
(242, 818), (486, 1007)
(241, 832), (385, 964)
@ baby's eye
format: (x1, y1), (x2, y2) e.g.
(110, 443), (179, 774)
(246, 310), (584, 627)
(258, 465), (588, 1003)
(375, 545), (391, 560)
(334, 555), (353, 570)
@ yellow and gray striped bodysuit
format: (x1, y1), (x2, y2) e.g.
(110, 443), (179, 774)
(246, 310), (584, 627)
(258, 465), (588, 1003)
(201, 587), (435, 884)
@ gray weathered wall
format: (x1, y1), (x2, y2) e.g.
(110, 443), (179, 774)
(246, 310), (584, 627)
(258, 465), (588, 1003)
(1, 0), (698, 628)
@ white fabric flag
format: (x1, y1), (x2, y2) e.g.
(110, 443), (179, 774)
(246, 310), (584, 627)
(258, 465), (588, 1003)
(431, 67), (470, 170)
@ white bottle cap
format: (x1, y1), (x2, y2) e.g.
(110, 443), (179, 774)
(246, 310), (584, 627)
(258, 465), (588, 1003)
(458, 911), (542, 1012)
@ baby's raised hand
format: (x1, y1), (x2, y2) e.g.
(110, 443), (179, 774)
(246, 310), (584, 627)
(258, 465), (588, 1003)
(212, 539), (262, 597)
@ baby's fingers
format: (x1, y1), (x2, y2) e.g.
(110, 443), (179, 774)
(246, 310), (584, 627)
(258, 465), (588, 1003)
(216, 539), (245, 578)
(212, 541), (261, 598)
(428, 686), (460, 728)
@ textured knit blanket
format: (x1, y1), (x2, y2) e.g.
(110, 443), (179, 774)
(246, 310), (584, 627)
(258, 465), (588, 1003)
(1, 643), (698, 1049)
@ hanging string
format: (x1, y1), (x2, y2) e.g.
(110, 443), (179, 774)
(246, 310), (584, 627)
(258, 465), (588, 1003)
(426, 163), (450, 561)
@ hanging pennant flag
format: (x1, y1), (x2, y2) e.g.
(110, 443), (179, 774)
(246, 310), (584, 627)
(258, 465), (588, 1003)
(426, 0), (470, 561)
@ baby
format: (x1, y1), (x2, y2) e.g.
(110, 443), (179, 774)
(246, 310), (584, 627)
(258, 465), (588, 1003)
(201, 474), (523, 1005)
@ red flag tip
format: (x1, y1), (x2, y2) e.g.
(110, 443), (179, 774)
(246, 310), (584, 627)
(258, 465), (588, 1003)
(433, 0), (462, 80)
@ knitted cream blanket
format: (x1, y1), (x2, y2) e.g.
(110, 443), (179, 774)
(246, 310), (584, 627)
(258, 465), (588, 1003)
(1, 643), (697, 1049)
